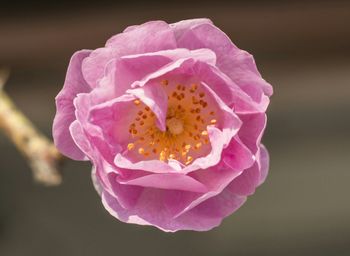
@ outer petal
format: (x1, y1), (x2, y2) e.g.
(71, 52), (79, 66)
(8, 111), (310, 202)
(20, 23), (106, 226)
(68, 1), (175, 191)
(174, 189), (246, 231)
(101, 187), (202, 230)
(258, 144), (270, 185)
(226, 162), (260, 196)
(173, 20), (273, 101)
(53, 50), (92, 160)
(227, 144), (270, 196)
(81, 47), (122, 88)
(100, 160), (244, 232)
(106, 21), (177, 52)
(170, 18), (213, 40)
(102, 187), (246, 232)
(73, 90), (124, 165)
(117, 173), (207, 193)
(237, 113), (267, 154)
(222, 137), (256, 172)
(82, 21), (177, 87)
(94, 138), (252, 232)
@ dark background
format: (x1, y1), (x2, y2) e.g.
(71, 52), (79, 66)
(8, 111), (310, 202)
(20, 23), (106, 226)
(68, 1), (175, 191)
(1, 1), (350, 255)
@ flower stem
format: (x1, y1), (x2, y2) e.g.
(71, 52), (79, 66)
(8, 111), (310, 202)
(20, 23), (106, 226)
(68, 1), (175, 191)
(0, 69), (63, 186)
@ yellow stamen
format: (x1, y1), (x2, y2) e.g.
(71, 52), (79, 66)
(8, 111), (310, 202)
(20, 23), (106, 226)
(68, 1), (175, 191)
(195, 142), (202, 149)
(186, 156), (193, 165)
(159, 151), (166, 161)
(127, 143), (135, 150)
(184, 144), (191, 150)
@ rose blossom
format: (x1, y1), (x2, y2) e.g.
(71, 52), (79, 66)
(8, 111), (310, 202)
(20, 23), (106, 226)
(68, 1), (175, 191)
(53, 18), (273, 232)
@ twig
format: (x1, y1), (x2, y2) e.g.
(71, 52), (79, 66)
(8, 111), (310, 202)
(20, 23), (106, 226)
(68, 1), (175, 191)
(0, 68), (63, 186)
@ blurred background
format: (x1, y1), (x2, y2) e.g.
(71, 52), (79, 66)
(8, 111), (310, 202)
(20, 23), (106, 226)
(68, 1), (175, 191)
(0, 0), (349, 255)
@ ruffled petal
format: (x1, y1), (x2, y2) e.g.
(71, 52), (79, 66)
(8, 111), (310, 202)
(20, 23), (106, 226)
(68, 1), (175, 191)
(170, 18), (213, 40)
(258, 144), (270, 185)
(101, 186), (246, 232)
(237, 113), (267, 154)
(82, 21), (177, 88)
(175, 190), (246, 231)
(191, 62), (269, 113)
(117, 172), (207, 193)
(173, 20), (273, 102)
(88, 94), (139, 148)
(53, 50), (92, 160)
(227, 143), (270, 196)
(99, 158), (244, 232)
(106, 21), (177, 52)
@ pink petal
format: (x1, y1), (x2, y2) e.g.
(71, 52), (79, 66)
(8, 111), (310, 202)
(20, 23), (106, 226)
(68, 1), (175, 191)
(222, 137), (255, 171)
(173, 21), (273, 101)
(226, 162), (260, 196)
(105, 55), (171, 97)
(106, 173), (144, 209)
(237, 113), (267, 154)
(192, 62), (270, 113)
(227, 144), (270, 196)
(258, 144), (270, 185)
(114, 154), (178, 173)
(170, 18), (213, 40)
(117, 172), (207, 193)
(101, 48), (216, 101)
(129, 49), (216, 89)
(88, 94), (139, 147)
(101, 184), (246, 232)
(175, 190), (246, 231)
(82, 21), (177, 88)
(175, 162), (243, 218)
(74, 92), (126, 165)
(99, 158), (244, 231)
(81, 47), (122, 88)
(127, 81), (168, 131)
(106, 21), (177, 52)
(53, 50), (92, 160)
(101, 187), (201, 231)
(122, 48), (216, 66)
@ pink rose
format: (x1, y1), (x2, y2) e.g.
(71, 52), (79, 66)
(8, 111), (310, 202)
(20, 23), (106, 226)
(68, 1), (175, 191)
(53, 19), (272, 232)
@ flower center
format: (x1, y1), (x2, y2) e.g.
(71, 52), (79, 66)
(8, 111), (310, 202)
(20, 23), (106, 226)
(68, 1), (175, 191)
(166, 117), (184, 135)
(127, 79), (218, 165)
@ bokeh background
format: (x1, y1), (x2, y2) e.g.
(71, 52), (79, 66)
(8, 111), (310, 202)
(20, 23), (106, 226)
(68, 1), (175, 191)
(1, 0), (350, 255)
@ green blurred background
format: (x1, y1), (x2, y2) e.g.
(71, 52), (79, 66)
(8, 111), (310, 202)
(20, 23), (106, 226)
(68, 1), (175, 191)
(1, 1), (349, 255)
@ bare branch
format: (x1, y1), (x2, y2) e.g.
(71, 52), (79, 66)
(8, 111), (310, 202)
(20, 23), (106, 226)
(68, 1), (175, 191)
(0, 68), (63, 186)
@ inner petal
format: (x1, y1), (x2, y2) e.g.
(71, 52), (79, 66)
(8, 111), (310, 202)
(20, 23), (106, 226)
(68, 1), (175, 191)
(125, 79), (222, 166)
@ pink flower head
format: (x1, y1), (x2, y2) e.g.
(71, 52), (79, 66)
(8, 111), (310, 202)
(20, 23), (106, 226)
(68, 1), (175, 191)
(53, 19), (273, 232)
